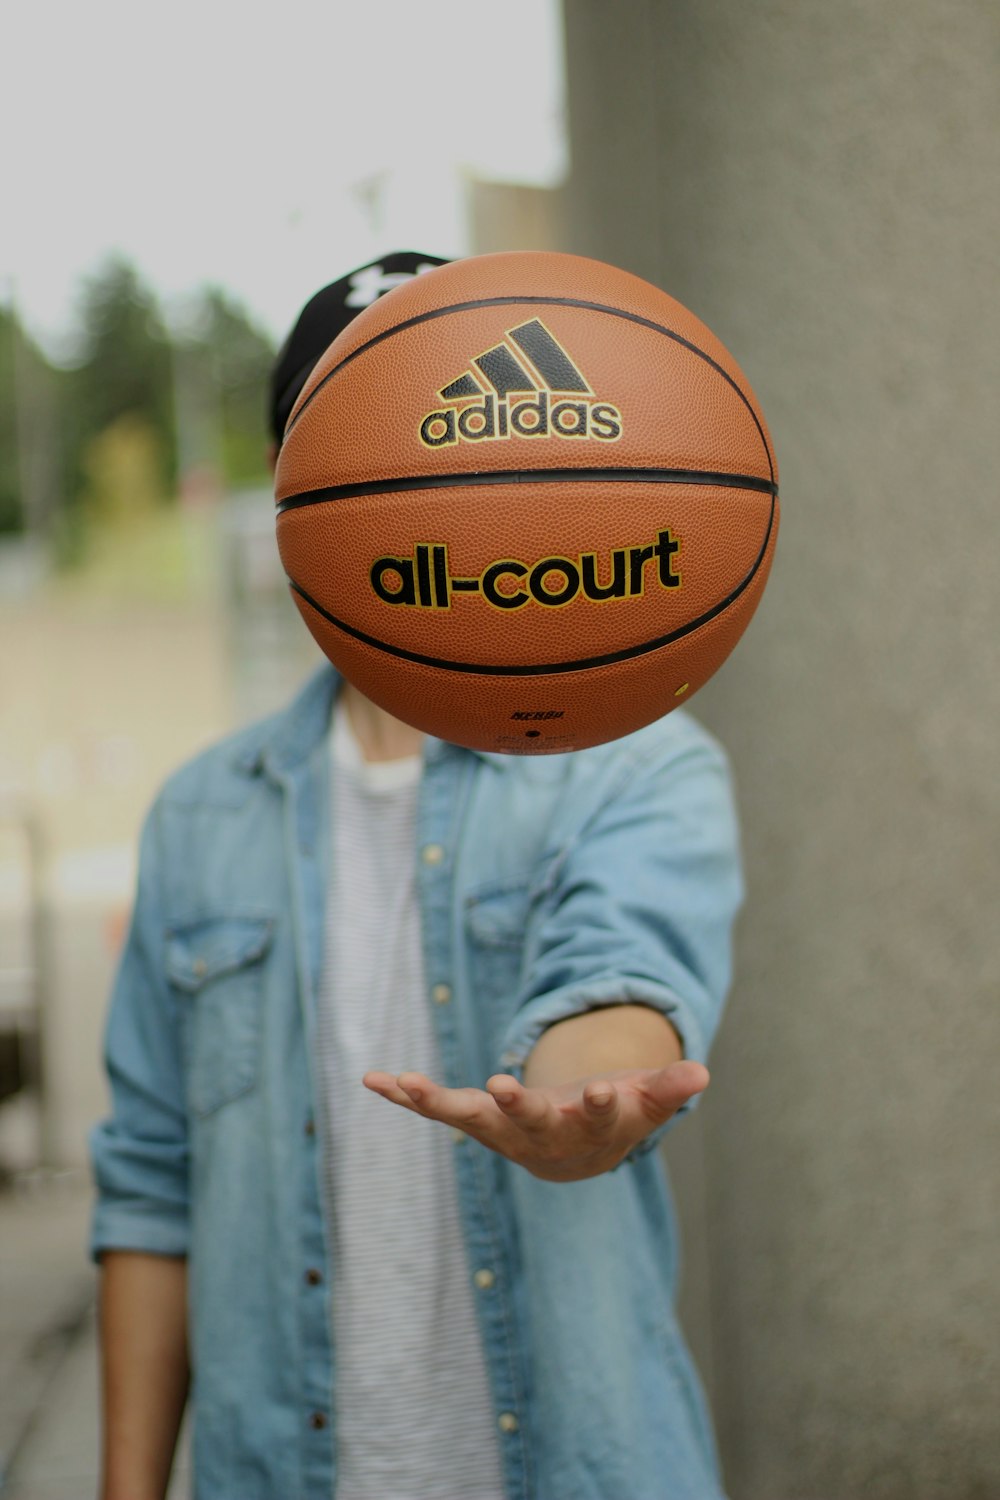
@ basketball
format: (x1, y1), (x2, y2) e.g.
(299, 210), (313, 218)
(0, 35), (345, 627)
(274, 251), (778, 754)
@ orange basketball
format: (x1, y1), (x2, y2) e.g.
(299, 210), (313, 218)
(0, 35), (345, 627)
(275, 251), (778, 754)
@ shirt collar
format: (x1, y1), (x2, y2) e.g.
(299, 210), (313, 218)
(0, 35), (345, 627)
(233, 664), (510, 776)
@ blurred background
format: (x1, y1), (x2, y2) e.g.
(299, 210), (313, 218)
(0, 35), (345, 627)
(0, 1), (997, 1497)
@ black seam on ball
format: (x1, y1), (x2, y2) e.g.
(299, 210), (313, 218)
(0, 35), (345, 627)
(275, 467), (777, 515)
(282, 295), (775, 486)
(286, 497), (776, 677)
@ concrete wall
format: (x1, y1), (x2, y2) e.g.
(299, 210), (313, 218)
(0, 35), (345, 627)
(560, 3), (1000, 1497)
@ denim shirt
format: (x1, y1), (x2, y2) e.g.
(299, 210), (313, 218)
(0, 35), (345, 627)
(90, 665), (742, 1500)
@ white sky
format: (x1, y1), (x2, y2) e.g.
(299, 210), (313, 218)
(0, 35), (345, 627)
(0, 0), (567, 354)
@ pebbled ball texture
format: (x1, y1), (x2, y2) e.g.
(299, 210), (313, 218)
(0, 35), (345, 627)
(275, 250), (779, 754)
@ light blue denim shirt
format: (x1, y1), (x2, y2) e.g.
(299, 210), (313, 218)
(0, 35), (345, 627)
(91, 665), (742, 1500)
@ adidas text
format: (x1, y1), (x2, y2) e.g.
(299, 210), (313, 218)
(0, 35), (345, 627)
(419, 317), (623, 448)
(420, 391), (622, 448)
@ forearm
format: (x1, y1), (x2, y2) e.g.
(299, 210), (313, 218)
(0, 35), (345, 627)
(523, 1003), (683, 1089)
(368, 1005), (703, 1180)
(99, 1250), (190, 1500)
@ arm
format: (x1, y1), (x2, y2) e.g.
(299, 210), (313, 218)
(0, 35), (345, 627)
(365, 729), (739, 1179)
(364, 1004), (707, 1182)
(99, 1252), (189, 1500)
(521, 1001), (683, 1086)
(90, 803), (192, 1493)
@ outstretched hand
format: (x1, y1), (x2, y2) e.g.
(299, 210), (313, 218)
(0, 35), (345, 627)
(362, 1061), (709, 1182)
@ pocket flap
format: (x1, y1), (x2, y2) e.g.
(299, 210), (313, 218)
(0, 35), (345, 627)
(166, 916), (273, 992)
(465, 847), (568, 947)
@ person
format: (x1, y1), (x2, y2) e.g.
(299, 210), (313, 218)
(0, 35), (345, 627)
(90, 252), (744, 1500)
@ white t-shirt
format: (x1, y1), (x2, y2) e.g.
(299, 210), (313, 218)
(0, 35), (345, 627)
(315, 701), (505, 1500)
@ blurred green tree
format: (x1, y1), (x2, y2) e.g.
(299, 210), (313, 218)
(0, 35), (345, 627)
(178, 287), (275, 487)
(68, 256), (175, 463)
(1, 259), (276, 563)
(56, 257), (174, 560)
(79, 415), (168, 529)
(0, 304), (26, 535)
(0, 304), (59, 536)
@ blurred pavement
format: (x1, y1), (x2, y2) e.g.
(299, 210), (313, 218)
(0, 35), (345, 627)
(0, 1171), (189, 1499)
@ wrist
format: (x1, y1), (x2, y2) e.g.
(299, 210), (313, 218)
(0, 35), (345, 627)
(522, 1004), (682, 1089)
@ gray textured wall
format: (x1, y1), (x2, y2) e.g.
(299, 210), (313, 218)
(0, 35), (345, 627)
(560, 3), (1000, 1497)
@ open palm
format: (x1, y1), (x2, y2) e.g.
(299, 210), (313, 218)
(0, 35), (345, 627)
(363, 1061), (709, 1182)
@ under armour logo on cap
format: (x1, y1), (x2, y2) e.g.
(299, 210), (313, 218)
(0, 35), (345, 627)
(345, 261), (444, 309)
(269, 251), (452, 446)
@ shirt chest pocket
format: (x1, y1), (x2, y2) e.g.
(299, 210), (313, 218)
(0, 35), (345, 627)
(463, 856), (559, 1012)
(166, 916), (274, 1118)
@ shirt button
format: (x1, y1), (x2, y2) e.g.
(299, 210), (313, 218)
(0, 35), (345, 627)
(304, 1267), (323, 1286)
(192, 958), (207, 978)
(431, 983), (452, 1005)
(309, 1411), (328, 1430)
(304, 1117), (316, 1137)
(449, 1127), (466, 1144)
(498, 1412), (519, 1434)
(421, 843), (445, 866)
(473, 1268), (495, 1290)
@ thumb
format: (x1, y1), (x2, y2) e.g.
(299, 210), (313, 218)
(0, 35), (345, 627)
(642, 1060), (710, 1118)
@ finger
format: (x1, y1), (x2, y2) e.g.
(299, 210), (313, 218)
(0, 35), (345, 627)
(396, 1071), (497, 1129)
(363, 1070), (425, 1113)
(486, 1075), (559, 1132)
(637, 1061), (710, 1121)
(581, 1079), (621, 1129)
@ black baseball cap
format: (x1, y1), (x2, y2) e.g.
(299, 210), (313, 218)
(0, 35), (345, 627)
(268, 250), (452, 447)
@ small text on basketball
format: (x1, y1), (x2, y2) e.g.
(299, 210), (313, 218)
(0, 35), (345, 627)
(369, 531), (682, 611)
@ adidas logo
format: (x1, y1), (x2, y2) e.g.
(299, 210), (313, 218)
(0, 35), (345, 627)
(419, 319), (623, 448)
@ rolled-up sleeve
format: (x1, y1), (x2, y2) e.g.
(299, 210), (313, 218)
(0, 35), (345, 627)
(496, 732), (743, 1144)
(89, 803), (190, 1259)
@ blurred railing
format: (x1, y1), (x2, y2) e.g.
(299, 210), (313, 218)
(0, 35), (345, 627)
(219, 485), (321, 725)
